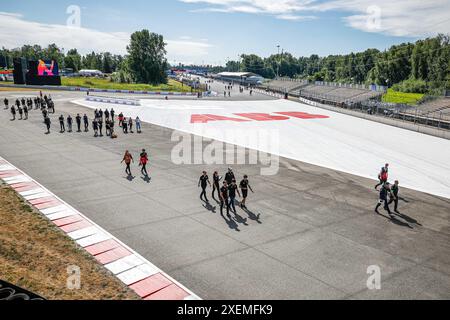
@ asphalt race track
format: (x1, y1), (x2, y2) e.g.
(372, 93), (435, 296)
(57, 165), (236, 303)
(1, 89), (450, 299)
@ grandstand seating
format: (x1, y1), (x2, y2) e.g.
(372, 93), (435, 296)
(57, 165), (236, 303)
(295, 84), (382, 104)
(261, 78), (383, 104)
(415, 98), (450, 121)
(261, 78), (308, 93)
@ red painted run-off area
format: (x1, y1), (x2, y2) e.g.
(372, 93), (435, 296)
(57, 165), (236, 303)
(190, 111), (329, 123)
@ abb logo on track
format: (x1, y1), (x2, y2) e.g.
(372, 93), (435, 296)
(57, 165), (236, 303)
(191, 112), (329, 124)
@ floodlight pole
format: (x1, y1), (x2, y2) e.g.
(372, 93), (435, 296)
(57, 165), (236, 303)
(276, 45), (280, 79)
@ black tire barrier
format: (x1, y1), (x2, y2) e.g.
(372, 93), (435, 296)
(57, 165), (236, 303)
(0, 280), (45, 300)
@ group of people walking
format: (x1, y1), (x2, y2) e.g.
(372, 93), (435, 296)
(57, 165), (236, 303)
(4, 94), (143, 138)
(5, 92), (54, 122)
(198, 168), (254, 217)
(374, 163), (401, 217)
(121, 149), (149, 177)
(117, 111), (142, 134)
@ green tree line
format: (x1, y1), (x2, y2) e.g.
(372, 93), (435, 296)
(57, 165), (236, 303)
(0, 29), (168, 85)
(219, 34), (449, 94)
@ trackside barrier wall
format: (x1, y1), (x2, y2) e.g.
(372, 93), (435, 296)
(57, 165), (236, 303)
(296, 96), (450, 140)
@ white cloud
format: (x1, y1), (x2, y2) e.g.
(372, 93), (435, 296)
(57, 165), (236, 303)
(276, 14), (316, 21)
(0, 12), (212, 63)
(180, 0), (450, 37)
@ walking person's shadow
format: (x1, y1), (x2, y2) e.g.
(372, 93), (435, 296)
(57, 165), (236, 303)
(375, 211), (413, 229)
(393, 211), (422, 226)
(141, 175), (151, 183)
(232, 211), (248, 226)
(242, 207), (262, 224)
(202, 201), (216, 214)
(235, 200), (262, 224)
(220, 211), (240, 232)
(126, 174), (135, 182)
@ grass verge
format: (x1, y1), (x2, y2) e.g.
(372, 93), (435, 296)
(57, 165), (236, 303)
(382, 88), (424, 105)
(0, 184), (139, 300)
(61, 77), (196, 92)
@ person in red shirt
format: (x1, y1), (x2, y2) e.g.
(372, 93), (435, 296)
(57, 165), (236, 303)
(139, 149), (149, 177)
(121, 150), (134, 176)
(375, 163), (389, 190)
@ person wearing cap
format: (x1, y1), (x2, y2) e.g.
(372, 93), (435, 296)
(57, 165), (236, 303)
(198, 171), (211, 202)
(375, 182), (393, 216)
(224, 168), (235, 185)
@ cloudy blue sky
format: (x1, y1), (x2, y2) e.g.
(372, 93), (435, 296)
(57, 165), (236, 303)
(1, 0), (449, 65)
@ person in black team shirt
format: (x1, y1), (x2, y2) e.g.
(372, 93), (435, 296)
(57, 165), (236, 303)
(23, 104), (28, 120)
(44, 116), (51, 134)
(76, 114), (82, 132)
(388, 180), (400, 213)
(17, 105), (23, 120)
(212, 171), (221, 200)
(104, 108), (110, 121)
(239, 175), (253, 209)
(375, 182), (393, 216)
(228, 179), (241, 213)
(92, 118), (98, 137)
(10, 105), (16, 120)
(198, 171), (211, 202)
(4, 97), (8, 110)
(224, 167), (235, 185)
(220, 181), (231, 217)
(83, 114), (89, 132)
(59, 115), (65, 133)
(67, 115), (73, 133)
(98, 118), (103, 137)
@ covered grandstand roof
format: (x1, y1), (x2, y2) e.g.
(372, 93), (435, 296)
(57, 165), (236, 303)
(217, 72), (261, 78)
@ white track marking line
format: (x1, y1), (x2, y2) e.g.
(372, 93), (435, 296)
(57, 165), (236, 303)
(105, 255), (145, 275)
(0, 164), (15, 171)
(24, 192), (51, 200)
(19, 188), (45, 196)
(41, 205), (69, 215)
(47, 210), (78, 221)
(117, 263), (160, 286)
(76, 232), (111, 247)
(67, 226), (100, 240)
